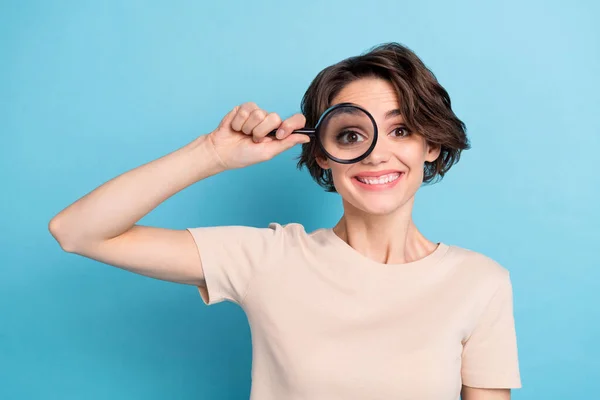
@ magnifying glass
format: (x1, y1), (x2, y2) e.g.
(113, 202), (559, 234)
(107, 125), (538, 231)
(267, 103), (378, 164)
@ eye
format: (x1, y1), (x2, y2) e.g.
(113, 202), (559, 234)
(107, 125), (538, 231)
(336, 129), (366, 145)
(390, 126), (412, 138)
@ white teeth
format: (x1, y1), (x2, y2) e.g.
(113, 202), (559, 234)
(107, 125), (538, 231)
(356, 173), (401, 185)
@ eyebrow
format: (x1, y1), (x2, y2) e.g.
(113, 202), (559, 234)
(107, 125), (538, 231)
(335, 107), (363, 115)
(385, 109), (403, 119)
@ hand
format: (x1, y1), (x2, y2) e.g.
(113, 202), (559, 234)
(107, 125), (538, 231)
(206, 102), (311, 170)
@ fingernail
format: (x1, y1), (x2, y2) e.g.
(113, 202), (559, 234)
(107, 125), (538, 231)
(276, 129), (284, 139)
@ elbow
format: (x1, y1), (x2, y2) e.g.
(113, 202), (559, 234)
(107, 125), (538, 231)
(48, 217), (78, 253)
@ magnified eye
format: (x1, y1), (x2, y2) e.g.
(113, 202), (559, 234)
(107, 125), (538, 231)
(336, 129), (366, 145)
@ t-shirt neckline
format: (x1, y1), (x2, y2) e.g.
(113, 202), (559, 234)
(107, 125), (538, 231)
(322, 228), (450, 270)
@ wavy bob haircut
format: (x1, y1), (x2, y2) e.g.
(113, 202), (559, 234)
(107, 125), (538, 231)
(296, 42), (470, 192)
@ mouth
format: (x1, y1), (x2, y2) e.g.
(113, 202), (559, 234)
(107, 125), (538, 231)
(354, 171), (404, 185)
(352, 171), (405, 191)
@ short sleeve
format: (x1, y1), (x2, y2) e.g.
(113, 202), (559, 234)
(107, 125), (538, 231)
(461, 271), (522, 389)
(186, 222), (285, 306)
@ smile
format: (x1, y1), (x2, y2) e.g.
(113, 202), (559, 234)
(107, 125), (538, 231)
(355, 172), (402, 185)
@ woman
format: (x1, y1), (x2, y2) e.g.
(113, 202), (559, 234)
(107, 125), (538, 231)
(49, 42), (522, 399)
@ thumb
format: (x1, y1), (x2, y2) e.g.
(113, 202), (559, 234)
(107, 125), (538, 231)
(217, 106), (239, 130)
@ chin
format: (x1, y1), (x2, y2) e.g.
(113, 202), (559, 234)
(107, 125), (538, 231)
(345, 197), (405, 217)
(364, 203), (402, 216)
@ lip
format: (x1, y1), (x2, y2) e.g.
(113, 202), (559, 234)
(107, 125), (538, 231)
(353, 169), (403, 178)
(352, 171), (404, 191)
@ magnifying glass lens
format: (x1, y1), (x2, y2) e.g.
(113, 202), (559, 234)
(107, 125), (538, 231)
(318, 105), (375, 162)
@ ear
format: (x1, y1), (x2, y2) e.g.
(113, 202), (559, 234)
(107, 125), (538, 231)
(425, 143), (442, 163)
(316, 155), (330, 170)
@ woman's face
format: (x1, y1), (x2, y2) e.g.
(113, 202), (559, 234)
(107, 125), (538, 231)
(316, 77), (441, 216)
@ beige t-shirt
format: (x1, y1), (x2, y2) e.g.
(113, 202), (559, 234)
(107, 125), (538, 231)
(187, 222), (522, 400)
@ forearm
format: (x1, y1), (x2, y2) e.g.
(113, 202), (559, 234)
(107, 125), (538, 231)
(49, 134), (224, 248)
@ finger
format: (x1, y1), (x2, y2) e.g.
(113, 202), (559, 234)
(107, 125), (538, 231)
(241, 109), (268, 139)
(217, 106), (239, 130)
(230, 102), (259, 132)
(275, 113), (307, 139)
(252, 112), (282, 139)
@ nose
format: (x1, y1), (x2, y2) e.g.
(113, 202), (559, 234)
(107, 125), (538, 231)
(361, 134), (391, 165)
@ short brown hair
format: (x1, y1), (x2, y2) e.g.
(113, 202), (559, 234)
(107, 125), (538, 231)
(296, 42), (470, 192)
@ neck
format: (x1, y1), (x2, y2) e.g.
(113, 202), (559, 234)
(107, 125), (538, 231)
(333, 196), (438, 265)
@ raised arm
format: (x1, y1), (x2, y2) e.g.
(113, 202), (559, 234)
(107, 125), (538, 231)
(48, 103), (309, 286)
(48, 133), (225, 285)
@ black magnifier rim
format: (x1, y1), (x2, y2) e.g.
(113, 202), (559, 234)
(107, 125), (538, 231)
(313, 102), (378, 164)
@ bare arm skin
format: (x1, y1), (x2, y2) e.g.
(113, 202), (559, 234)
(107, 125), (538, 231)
(48, 134), (224, 285)
(48, 103), (308, 286)
(461, 386), (511, 400)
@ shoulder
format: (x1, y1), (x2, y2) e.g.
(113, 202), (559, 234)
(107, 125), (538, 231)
(266, 221), (307, 235)
(266, 221), (328, 243)
(264, 222), (333, 264)
(446, 244), (513, 291)
(188, 221), (323, 249)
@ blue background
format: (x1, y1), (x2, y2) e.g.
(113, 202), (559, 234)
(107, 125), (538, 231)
(1, 1), (598, 399)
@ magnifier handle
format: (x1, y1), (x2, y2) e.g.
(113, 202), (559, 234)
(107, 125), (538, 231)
(267, 128), (315, 137)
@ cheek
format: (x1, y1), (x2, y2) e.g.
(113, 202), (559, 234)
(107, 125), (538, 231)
(329, 166), (358, 195)
(397, 141), (429, 167)
(329, 165), (350, 185)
